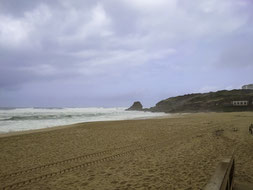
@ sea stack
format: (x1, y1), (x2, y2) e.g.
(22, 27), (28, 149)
(126, 101), (143, 111)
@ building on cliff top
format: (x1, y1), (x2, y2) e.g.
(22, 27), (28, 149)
(242, 84), (253, 90)
(232, 100), (249, 106)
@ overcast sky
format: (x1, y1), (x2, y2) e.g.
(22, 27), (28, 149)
(0, 0), (253, 108)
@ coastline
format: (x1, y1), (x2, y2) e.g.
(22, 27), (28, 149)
(0, 107), (167, 135)
(0, 114), (172, 138)
(1, 112), (253, 189)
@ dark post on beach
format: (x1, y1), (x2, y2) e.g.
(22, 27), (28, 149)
(249, 124), (253, 135)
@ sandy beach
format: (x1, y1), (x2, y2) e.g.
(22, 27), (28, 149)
(1, 112), (253, 189)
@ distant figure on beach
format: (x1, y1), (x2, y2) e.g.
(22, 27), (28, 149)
(249, 124), (253, 134)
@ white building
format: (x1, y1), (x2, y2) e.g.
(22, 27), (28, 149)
(242, 84), (253, 90)
(232, 101), (249, 106)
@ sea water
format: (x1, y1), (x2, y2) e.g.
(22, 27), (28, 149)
(0, 107), (166, 133)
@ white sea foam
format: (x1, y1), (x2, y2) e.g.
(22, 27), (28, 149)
(0, 107), (166, 133)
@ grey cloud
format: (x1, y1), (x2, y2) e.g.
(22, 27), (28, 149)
(0, 0), (253, 107)
(218, 39), (253, 68)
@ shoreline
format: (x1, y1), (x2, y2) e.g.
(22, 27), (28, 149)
(0, 108), (169, 137)
(0, 113), (176, 138)
(0, 112), (240, 138)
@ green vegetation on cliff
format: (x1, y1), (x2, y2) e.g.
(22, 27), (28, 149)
(150, 90), (253, 113)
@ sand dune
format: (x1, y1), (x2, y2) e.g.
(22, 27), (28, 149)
(0, 112), (253, 189)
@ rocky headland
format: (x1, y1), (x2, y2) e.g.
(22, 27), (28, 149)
(127, 89), (253, 113)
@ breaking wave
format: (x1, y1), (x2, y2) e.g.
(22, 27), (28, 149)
(0, 107), (167, 133)
(2, 113), (106, 121)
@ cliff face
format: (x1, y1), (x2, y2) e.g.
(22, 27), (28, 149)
(150, 90), (253, 113)
(126, 101), (143, 111)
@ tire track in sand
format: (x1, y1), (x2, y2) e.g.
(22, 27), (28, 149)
(2, 141), (168, 190)
(1, 143), (140, 180)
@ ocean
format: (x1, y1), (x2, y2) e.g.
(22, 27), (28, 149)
(0, 107), (166, 133)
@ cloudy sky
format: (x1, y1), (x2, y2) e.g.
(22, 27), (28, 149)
(0, 0), (253, 108)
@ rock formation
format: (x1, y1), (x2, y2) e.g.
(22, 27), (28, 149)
(126, 101), (143, 111)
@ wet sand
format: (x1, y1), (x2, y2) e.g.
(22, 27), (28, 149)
(0, 112), (253, 189)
